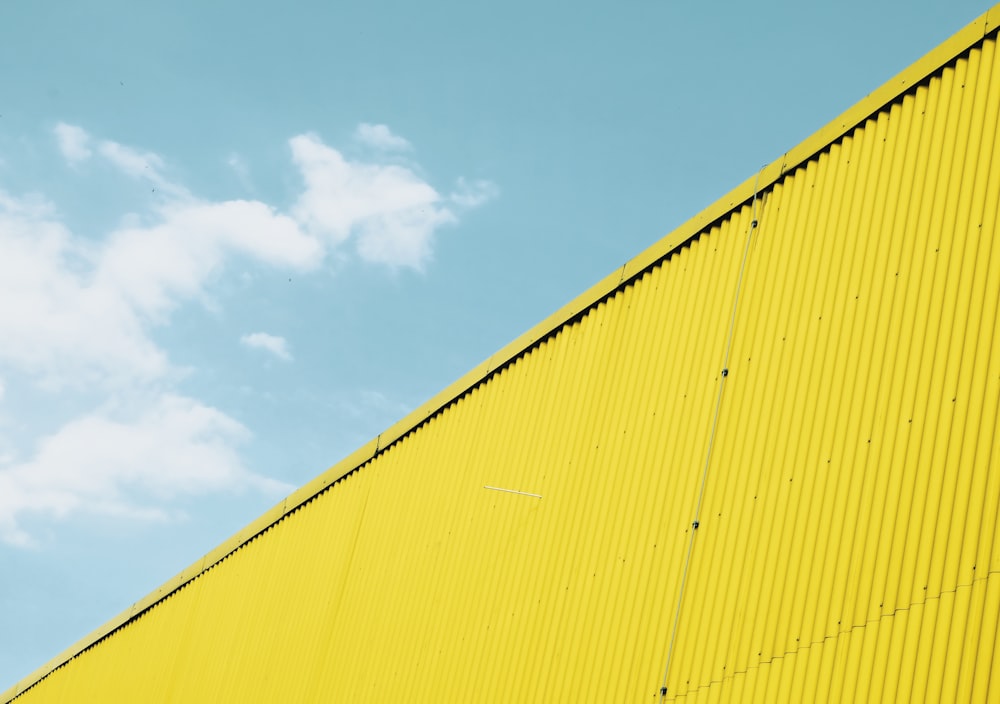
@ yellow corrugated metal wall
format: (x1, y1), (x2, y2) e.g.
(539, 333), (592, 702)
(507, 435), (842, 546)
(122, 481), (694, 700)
(6, 12), (1000, 704)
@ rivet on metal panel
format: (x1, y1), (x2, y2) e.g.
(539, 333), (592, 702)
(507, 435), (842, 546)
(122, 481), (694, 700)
(721, 368), (729, 377)
(692, 521), (700, 530)
(751, 219), (758, 228)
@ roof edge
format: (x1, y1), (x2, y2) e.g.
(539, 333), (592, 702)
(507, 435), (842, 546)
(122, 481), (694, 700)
(4, 4), (998, 701)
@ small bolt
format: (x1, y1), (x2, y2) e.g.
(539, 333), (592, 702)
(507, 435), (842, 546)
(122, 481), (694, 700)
(692, 520), (700, 530)
(751, 219), (759, 228)
(721, 368), (729, 377)
(661, 687), (668, 696)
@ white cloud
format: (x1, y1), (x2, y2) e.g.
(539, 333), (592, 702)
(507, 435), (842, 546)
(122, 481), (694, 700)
(0, 190), (322, 387)
(0, 168), (324, 539)
(0, 394), (291, 547)
(0, 193), (168, 387)
(54, 123), (92, 164)
(97, 199), (323, 320)
(354, 123), (411, 151)
(291, 133), (456, 270)
(0, 122), (495, 545)
(355, 206), (456, 269)
(241, 332), (292, 361)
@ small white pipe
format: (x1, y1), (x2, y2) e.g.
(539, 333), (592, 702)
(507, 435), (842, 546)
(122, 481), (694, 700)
(483, 486), (542, 499)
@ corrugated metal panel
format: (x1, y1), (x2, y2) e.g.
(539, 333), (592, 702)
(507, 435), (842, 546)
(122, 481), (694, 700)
(662, 35), (1000, 700)
(5, 7), (1000, 703)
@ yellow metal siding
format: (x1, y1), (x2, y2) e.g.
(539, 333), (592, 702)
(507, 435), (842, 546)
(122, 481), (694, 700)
(6, 11), (1000, 704)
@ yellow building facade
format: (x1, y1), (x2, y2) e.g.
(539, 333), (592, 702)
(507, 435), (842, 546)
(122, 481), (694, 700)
(5, 5), (1000, 702)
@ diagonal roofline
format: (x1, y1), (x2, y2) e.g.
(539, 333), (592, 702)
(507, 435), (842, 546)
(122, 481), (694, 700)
(5, 4), (999, 701)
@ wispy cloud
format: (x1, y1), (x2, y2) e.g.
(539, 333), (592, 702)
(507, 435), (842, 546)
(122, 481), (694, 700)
(227, 153), (254, 192)
(53, 123), (191, 198)
(241, 332), (292, 361)
(354, 123), (411, 151)
(97, 139), (191, 200)
(54, 123), (91, 164)
(450, 177), (500, 209)
(339, 389), (411, 420)
(97, 140), (165, 180)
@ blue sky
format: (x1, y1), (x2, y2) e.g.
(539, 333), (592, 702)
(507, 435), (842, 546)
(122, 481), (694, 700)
(0, 0), (991, 689)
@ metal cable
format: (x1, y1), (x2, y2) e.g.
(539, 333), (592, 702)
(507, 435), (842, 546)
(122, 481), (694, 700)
(658, 169), (764, 700)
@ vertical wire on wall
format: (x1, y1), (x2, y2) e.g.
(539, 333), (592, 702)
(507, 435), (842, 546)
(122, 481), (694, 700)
(658, 170), (765, 699)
